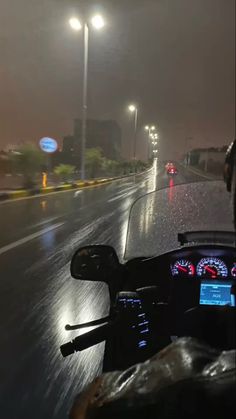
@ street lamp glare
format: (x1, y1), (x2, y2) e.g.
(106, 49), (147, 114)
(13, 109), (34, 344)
(151, 126), (155, 131)
(91, 15), (105, 30)
(69, 17), (82, 31)
(128, 105), (136, 113)
(145, 125), (149, 131)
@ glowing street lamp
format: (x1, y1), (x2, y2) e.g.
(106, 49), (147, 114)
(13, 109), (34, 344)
(145, 125), (156, 134)
(145, 125), (158, 160)
(69, 17), (82, 31)
(91, 15), (105, 30)
(129, 104), (136, 113)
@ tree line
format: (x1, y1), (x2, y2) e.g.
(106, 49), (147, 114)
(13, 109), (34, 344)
(0, 144), (150, 188)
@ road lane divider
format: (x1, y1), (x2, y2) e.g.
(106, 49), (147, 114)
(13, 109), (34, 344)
(0, 222), (64, 256)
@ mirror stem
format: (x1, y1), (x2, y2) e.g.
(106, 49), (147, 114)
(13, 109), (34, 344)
(65, 315), (112, 331)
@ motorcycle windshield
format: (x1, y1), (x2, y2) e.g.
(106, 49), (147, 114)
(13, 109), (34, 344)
(125, 180), (235, 260)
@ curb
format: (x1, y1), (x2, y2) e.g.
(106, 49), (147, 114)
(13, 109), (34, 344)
(0, 180), (110, 202)
(0, 168), (153, 203)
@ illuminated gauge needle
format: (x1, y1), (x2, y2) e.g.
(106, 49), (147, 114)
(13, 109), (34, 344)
(177, 265), (188, 273)
(205, 266), (217, 275)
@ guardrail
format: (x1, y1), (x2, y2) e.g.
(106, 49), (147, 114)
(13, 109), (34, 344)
(184, 164), (223, 180)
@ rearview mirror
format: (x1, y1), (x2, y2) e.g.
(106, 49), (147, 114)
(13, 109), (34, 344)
(70, 245), (120, 282)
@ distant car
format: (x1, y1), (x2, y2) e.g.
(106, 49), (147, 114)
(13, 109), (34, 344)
(165, 162), (174, 171)
(167, 165), (178, 175)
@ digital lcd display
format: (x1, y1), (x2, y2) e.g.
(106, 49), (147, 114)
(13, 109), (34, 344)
(200, 281), (235, 306)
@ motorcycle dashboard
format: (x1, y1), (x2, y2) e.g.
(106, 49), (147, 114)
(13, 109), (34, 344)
(168, 246), (236, 308)
(169, 247), (236, 280)
(104, 245), (236, 370)
(125, 245), (236, 310)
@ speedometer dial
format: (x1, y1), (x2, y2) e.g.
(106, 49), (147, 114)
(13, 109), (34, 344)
(171, 260), (195, 277)
(197, 258), (228, 279)
(231, 263), (236, 277)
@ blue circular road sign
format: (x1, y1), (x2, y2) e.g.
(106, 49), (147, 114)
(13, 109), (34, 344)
(39, 137), (58, 153)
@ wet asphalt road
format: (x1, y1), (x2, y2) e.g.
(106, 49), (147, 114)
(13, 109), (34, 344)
(0, 163), (212, 418)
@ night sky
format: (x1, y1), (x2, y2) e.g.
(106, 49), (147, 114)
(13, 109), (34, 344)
(0, 0), (235, 160)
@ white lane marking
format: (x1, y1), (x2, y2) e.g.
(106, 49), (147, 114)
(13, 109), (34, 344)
(0, 222), (64, 256)
(108, 193), (125, 203)
(28, 216), (62, 229)
(108, 190), (136, 203)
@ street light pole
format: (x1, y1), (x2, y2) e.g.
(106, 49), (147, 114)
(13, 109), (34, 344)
(185, 137), (193, 167)
(128, 105), (138, 161)
(147, 128), (151, 160)
(133, 107), (138, 160)
(81, 23), (89, 180)
(69, 15), (105, 180)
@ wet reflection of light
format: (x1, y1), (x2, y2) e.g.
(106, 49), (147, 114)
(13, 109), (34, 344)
(120, 197), (133, 259)
(153, 158), (157, 191)
(139, 200), (149, 235)
(168, 178), (174, 202)
(139, 194), (157, 235)
(128, 193), (158, 245)
(52, 273), (109, 347)
(41, 228), (56, 249)
(40, 200), (47, 211)
(44, 266), (107, 398)
(144, 160), (157, 194)
(54, 291), (96, 344)
(58, 303), (74, 342)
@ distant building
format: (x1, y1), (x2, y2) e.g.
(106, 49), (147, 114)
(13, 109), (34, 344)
(61, 120), (122, 169)
(0, 150), (10, 174)
(61, 135), (80, 167)
(74, 119), (121, 160)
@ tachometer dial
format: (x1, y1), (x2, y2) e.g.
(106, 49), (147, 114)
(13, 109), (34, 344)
(171, 260), (195, 277)
(231, 263), (236, 277)
(197, 258), (228, 279)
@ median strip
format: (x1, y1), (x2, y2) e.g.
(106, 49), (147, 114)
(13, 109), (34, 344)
(0, 179), (111, 202)
(0, 167), (153, 203)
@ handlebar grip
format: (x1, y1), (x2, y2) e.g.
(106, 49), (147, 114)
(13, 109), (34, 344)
(60, 341), (75, 357)
(60, 323), (111, 357)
